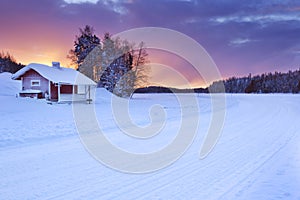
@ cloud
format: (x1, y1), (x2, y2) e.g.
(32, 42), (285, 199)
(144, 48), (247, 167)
(229, 38), (254, 46)
(63, 0), (99, 4)
(63, 0), (131, 14)
(211, 14), (300, 25)
(102, 0), (129, 15)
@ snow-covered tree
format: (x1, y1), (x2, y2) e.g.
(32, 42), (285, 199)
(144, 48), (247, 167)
(79, 45), (102, 81)
(99, 33), (121, 91)
(68, 25), (100, 70)
(98, 34), (149, 98)
(75, 31), (149, 98)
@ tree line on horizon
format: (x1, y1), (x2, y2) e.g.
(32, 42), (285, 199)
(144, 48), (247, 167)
(136, 69), (300, 94)
(135, 69), (300, 94)
(208, 69), (300, 94)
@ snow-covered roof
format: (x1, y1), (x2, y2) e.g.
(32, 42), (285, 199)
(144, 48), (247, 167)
(12, 63), (96, 86)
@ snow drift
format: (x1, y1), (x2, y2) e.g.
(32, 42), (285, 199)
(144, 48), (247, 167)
(0, 72), (21, 96)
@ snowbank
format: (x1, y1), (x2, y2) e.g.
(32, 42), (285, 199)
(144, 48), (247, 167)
(0, 72), (21, 96)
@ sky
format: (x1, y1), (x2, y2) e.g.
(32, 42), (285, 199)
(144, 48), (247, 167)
(1, 0), (300, 88)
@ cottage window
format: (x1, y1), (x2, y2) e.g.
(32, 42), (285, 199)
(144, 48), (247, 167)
(31, 80), (40, 86)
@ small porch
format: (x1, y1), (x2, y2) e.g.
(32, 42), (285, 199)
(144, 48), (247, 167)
(49, 83), (94, 103)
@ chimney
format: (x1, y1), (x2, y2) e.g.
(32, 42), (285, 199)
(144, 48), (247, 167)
(52, 62), (60, 69)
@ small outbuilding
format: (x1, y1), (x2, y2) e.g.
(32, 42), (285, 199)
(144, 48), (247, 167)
(12, 62), (97, 103)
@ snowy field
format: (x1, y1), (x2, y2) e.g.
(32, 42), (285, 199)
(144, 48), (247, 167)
(1, 72), (300, 199)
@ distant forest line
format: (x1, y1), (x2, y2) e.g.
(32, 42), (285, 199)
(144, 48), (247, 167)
(135, 69), (300, 94)
(1, 51), (300, 94)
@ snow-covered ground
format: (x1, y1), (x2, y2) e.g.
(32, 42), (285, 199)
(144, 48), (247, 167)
(0, 72), (21, 96)
(1, 73), (300, 199)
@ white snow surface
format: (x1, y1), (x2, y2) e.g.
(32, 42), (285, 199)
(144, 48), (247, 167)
(1, 75), (300, 199)
(19, 89), (42, 94)
(0, 72), (21, 96)
(12, 63), (96, 85)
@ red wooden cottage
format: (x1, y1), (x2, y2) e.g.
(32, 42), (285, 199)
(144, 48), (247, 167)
(12, 62), (96, 103)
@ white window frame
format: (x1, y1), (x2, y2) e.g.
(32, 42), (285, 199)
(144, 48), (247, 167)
(31, 80), (40, 87)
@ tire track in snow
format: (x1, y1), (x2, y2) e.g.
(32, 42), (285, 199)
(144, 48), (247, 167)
(217, 95), (300, 199)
